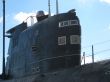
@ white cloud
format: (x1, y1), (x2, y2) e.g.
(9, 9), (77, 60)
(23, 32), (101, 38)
(78, 0), (110, 5)
(14, 11), (52, 26)
(78, 0), (95, 5)
(0, 17), (3, 24)
(14, 12), (37, 23)
(100, 0), (110, 4)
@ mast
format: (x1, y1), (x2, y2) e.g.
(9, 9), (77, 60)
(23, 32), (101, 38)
(48, 0), (51, 16)
(83, 52), (85, 65)
(56, 0), (59, 14)
(2, 0), (6, 79)
(92, 45), (94, 63)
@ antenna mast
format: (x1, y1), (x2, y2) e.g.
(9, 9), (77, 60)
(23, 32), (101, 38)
(48, 0), (51, 16)
(92, 45), (94, 63)
(56, 0), (59, 14)
(2, 0), (6, 79)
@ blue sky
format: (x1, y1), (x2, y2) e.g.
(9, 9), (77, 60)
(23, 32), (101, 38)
(0, 0), (110, 73)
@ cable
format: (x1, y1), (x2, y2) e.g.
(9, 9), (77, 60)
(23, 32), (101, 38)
(84, 48), (110, 58)
(82, 39), (110, 49)
(95, 49), (110, 55)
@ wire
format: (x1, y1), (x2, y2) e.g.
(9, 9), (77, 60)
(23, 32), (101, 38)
(82, 39), (110, 49)
(95, 49), (110, 55)
(84, 48), (110, 58)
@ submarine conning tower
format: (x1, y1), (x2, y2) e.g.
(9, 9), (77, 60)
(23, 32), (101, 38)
(41, 9), (81, 72)
(39, 10), (81, 73)
(6, 9), (81, 78)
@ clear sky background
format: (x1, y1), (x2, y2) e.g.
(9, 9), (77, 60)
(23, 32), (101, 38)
(0, 0), (110, 74)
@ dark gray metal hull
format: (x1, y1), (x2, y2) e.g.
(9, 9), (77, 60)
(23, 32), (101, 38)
(2, 10), (109, 82)
(5, 11), (81, 78)
(1, 60), (110, 82)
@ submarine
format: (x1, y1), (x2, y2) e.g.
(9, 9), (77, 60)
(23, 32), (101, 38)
(1, 9), (81, 81)
(0, 0), (110, 82)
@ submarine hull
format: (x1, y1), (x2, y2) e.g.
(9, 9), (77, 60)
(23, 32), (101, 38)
(1, 60), (110, 82)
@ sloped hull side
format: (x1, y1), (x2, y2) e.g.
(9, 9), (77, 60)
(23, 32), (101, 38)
(1, 60), (110, 82)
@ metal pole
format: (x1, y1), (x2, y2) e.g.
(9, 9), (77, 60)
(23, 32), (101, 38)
(30, 16), (34, 25)
(83, 52), (85, 65)
(92, 45), (94, 63)
(2, 0), (6, 79)
(56, 0), (59, 14)
(48, 0), (51, 16)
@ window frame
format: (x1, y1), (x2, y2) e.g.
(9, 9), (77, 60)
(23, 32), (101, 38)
(58, 36), (66, 45)
(59, 20), (79, 28)
(69, 20), (78, 26)
(70, 35), (81, 44)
